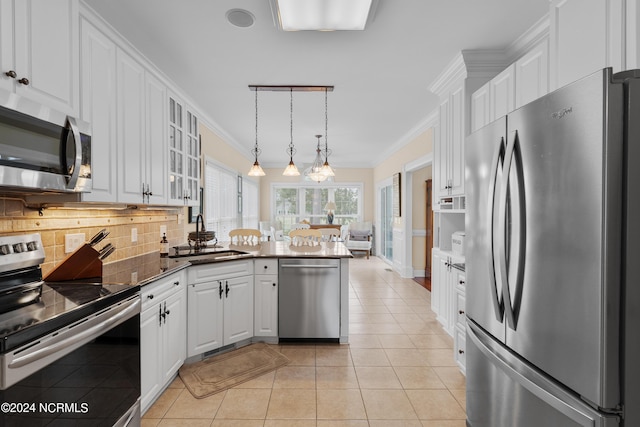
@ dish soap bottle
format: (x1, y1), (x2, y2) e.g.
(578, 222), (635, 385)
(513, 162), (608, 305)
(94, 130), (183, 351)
(160, 233), (169, 257)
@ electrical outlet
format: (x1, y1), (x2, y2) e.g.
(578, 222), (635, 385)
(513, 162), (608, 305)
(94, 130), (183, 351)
(131, 228), (138, 243)
(65, 233), (86, 253)
(131, 271), (138, 283)
(160, 225), (167, 237)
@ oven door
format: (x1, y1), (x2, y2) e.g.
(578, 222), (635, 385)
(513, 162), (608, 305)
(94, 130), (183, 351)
(0, 296), (140, 426)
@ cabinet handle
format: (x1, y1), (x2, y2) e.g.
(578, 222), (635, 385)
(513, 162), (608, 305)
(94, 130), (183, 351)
(459, 310), (465, 315)
(264, 265), (268, 270)
(5, 70), (16, 78)
(218, 282), (223, 299)
(458, 349), (464, 354)
(147, 294), (154, 300)
(225, 281), (230, 297)
(174, 281), (180, 286)
(17, 77), (29, 85)
(159, 305), (163, 326)
(272, 283), (276, 287)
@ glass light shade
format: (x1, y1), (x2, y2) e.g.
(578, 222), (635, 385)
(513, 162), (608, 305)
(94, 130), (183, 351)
(324, 201), (337, 211)
(248, 161), (265, 177)
(321, 161), (335, 177)
(283, 161), (300, 176)
(307, 170), (327, 182)
(274, 0), (373, 31)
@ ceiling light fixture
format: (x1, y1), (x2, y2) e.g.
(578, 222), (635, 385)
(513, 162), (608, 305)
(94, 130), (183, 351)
(269, 0), (377, 31)
(282, 88), (300, 176)
(306, 134), (328, 183)
(248, 89), (265, 176)
(321, 88), (335, 178)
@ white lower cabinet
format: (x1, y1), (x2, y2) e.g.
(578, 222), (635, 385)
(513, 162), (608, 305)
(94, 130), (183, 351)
(453, 271), (466, 374)
(254, 259), (278, 338)
(187, 260), (254, 357)
(140, 270), (186, 414)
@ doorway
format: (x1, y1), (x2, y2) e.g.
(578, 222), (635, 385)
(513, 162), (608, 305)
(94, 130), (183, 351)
(379, 184), (394, 262)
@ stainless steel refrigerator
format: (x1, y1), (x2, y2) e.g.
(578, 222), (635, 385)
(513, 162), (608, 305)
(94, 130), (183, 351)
(465, 67), (640, 426)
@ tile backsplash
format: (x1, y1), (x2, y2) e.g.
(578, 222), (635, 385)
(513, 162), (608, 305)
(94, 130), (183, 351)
(0, 198), (187, 276)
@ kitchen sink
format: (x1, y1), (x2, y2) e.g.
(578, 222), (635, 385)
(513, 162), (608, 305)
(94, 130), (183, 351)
(169, 248), (253, 263)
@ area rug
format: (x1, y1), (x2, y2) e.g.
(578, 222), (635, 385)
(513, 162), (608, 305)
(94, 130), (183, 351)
(179, 343), (290, 398)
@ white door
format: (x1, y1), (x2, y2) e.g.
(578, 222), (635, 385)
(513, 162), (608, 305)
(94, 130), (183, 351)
(162, 290), (185, 384)
(187, 281), (223, 357)
(223, 276), (254, 345)
(254, 275), (278, 337)
(116, 48), (146, 204)
(80, 18), (117, 202)
(140, 304), (161, 413)
(145, 71), (168, 204)
(13, 0), (78, 115)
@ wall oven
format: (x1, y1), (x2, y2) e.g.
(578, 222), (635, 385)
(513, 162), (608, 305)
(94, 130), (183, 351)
(0, 234), (140, 426)
(0, 98), (91, 193)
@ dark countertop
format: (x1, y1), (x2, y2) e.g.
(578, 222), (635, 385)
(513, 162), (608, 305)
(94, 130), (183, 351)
(103, 240), (352, 287)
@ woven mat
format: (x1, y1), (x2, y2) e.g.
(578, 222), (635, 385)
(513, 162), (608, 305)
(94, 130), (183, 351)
(179, 343), (289, 398)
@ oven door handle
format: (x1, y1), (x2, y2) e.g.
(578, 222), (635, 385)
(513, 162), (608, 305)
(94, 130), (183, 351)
(7, 297), (140, 370)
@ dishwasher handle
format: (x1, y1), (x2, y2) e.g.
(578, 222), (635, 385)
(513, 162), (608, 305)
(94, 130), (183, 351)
(280, 264), (338, 269)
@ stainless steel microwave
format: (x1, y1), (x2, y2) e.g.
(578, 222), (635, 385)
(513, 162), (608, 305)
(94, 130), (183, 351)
(0, 102), (91, 193)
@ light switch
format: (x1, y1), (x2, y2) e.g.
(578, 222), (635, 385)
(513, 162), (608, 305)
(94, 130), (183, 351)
(131, 228), (138, 242)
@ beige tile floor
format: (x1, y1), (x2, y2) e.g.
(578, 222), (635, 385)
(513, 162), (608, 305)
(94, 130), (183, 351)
(142, 256), (467, 427)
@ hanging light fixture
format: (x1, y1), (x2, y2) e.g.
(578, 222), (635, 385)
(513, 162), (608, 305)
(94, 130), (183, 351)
(248, 89), (266, 176)
(306, 134), (328, 182)
(282, 88), (300, 176)
(320, 87), (335, 177)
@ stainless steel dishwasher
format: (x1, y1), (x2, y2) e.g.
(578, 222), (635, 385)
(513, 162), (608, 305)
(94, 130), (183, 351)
(279, 258), (341, 339)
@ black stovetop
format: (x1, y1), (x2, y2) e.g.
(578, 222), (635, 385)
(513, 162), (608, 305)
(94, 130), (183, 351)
(0, 282), (139, 354)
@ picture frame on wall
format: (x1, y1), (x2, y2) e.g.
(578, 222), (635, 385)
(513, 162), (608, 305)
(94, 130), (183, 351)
(393, 172), (401, 217)
(188, 187), (204, 223)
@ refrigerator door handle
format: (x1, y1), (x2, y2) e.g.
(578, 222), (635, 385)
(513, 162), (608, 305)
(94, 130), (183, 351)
(498, 130), (526, 330)
(488, 136), (506, 322)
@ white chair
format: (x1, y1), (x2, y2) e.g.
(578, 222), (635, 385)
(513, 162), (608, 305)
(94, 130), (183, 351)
(229, 228), (262, 245)
(344, 221), (373, 259)
(289, 229), (322, 246)
(320, 228), (341, 242)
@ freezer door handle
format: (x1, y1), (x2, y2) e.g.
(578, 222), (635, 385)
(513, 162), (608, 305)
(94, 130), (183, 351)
(488, 136), (506, 322)
(498, 130), (527, 331)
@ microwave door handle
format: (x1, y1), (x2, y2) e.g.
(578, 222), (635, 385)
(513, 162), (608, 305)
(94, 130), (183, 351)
(488, 136), (506, 322)
(65, 116), (82, 190)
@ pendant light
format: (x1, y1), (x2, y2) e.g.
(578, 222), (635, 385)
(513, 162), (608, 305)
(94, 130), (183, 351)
(282, 88), (300, 176)
(248, 89), (266, 176)
(320, 88), (335, 177)
(307, 134), (328, 182)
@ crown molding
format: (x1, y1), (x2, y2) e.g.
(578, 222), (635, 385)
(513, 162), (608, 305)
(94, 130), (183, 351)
(505, 13), (550, 62)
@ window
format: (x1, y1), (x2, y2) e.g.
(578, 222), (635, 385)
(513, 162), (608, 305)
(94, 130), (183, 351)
(242, 178), (259, 229)
(272, 183), (362, 234)
(204, 159), (259, 240)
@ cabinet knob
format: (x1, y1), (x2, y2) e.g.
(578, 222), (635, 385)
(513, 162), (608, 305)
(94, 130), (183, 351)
(272, 283), (276, 287)
(5, 70), (16, 78)
(264, 265), (268, 269)
(459, 310), (465, 315)
(147, 294), (154, 300)
(458, 349), (464, 354)
(174, 281), (180, 286)
(17, 77), (29, 85)
(459, 280), (465, 285)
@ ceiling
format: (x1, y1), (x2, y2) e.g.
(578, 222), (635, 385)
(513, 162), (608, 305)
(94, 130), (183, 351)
(83, 0), (549, 170)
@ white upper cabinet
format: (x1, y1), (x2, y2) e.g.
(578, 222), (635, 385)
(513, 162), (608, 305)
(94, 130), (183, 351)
(168, 94), (200, 207)
(550, 0), (628, 90)
(0, 0), (79, 116)
(80, 17), (117, 202)
(116, 48), (168, 205)
(515, 38), (549, 109)
(470, 82), (490, 132)
(489, 64), (515, 120)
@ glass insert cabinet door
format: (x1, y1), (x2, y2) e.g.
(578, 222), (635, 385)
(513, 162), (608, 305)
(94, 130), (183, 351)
(168, 95), (200, 206)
